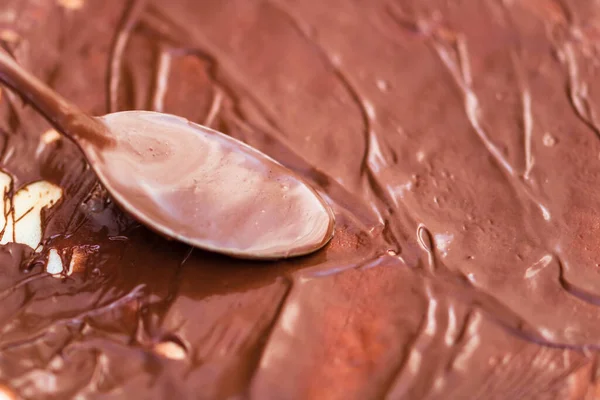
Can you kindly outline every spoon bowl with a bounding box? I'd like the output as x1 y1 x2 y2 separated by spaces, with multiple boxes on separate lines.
0 49 335 259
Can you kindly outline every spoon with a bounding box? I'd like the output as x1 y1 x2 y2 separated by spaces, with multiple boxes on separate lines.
0 49 335 259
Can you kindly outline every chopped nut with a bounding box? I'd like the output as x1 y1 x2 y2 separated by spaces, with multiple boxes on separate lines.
36 129 62 156
0 29 19 43
0 171 12 231
0 178 63 251
40 129 61 145
543 132 557 147
153 340 187 360
46 249 63 276
0 384 17 400
67 246 89 275
57 0 84 10
376 79 389 92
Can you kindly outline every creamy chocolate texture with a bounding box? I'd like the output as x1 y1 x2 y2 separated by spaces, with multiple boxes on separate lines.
1 0 600 398
0 47 334 259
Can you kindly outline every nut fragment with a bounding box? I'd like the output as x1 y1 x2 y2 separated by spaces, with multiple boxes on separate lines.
46 245 91 277
57 0 84 10
36 129 62 156
67 246 89 275
543 132 557 147
0 384 16 400
0 29 19 44
41 129 61 145
153 340 187 360
0 171 63 251
1 181 63 251
46 249 63 276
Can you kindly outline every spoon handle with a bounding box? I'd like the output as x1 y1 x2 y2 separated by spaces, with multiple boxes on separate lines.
0 48 109 146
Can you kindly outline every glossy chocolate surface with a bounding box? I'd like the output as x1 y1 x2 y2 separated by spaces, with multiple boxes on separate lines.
0 0 600 398
0 48 334 260
92 111 334 259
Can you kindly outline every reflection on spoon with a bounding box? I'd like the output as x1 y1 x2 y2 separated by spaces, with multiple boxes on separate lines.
0 49 335 259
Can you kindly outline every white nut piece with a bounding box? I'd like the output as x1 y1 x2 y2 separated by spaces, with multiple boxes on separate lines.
0 171 12 221
0 171 62 251
41 129 61 144
46 249 63 275
36 129 62 156
0 384 17 400
0 29 19 44
57 0 84 10
153 340 187 360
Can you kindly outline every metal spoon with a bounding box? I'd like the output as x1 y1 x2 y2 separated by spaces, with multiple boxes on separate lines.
0 49 335 259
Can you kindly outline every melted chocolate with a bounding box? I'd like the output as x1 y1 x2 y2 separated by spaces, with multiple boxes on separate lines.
0 0 599 398
0 47 112 148
0 49 334 259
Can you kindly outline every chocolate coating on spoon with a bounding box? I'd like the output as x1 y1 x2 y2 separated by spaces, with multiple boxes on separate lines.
0 47 334 259
90 111 334 258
